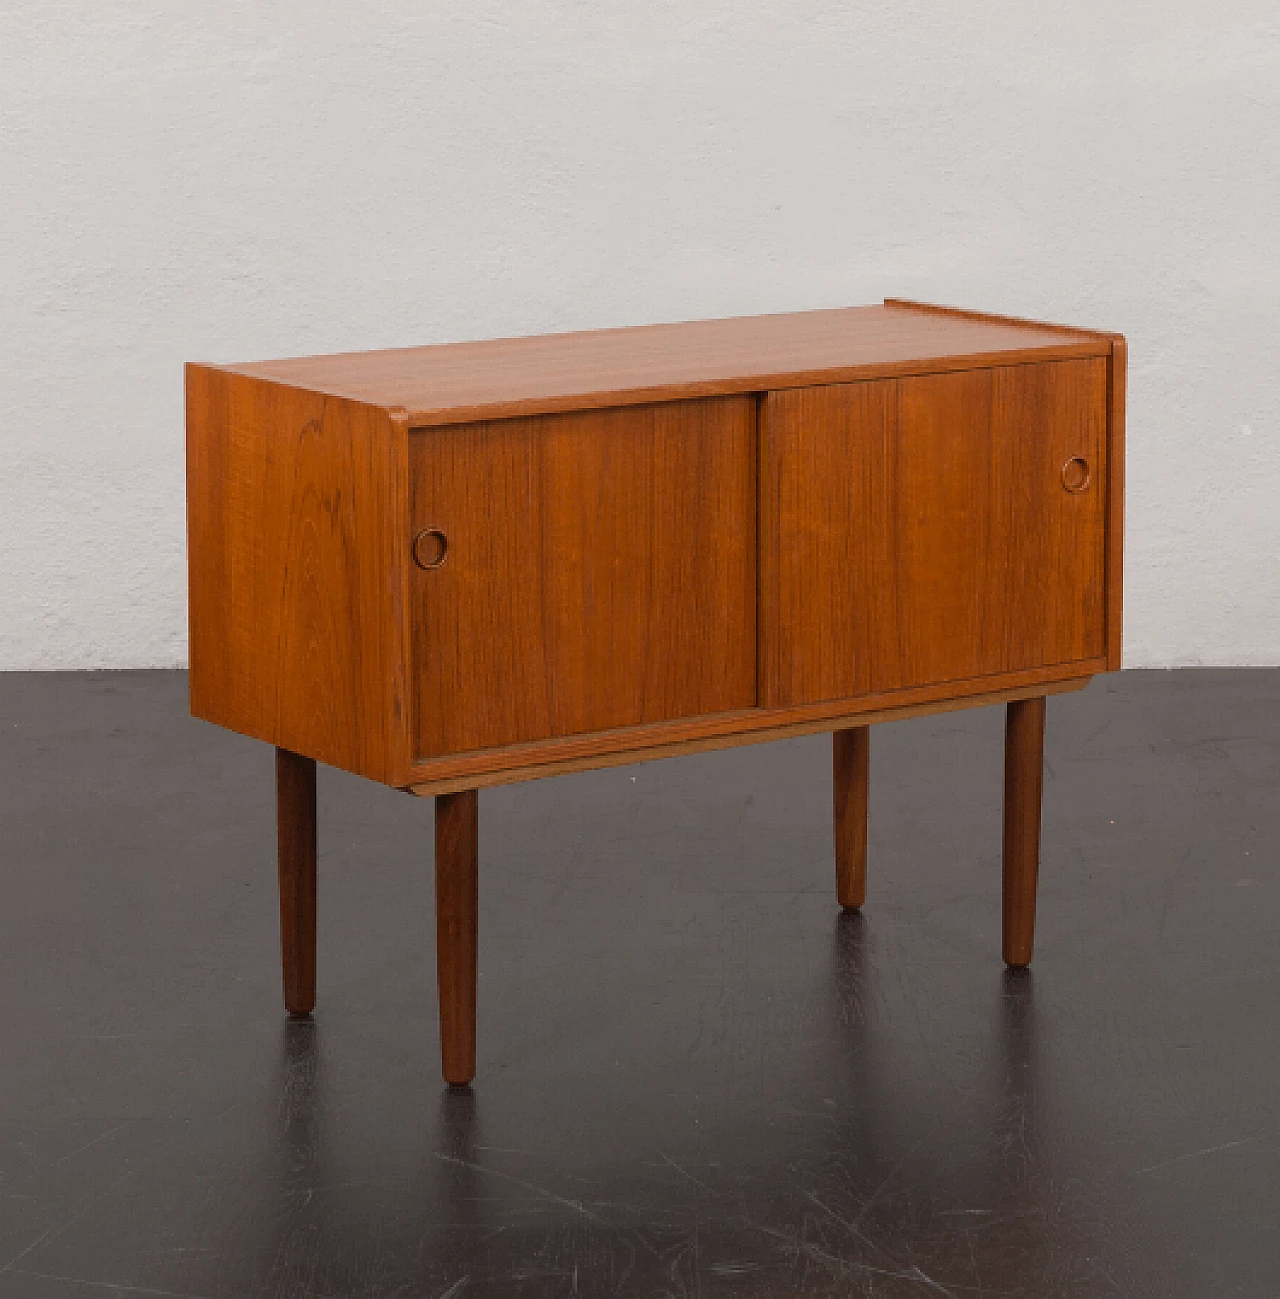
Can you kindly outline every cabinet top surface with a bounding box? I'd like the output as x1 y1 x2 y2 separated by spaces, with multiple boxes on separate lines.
210 300 1114 427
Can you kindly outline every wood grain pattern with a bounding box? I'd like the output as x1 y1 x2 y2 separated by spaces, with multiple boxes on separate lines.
410 398 757 758
761 359 1107 707
435 789 479 1087
759 378 894 705
186 366 411 784
187 302 1124 798
1002 696 1046 968
833 728 870 910
220 304 1111 428
981 359 1108 674
1106 337 1127 670
405 675 1092 797
276 747 317 1016
894 302 1127 673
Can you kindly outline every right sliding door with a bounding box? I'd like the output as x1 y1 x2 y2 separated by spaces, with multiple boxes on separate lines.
760 358 1108 708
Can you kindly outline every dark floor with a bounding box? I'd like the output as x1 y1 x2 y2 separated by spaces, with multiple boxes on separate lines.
0 670 1278 1298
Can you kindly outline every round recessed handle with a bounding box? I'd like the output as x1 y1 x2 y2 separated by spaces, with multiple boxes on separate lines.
1061 456 1092 494
412 527 449 570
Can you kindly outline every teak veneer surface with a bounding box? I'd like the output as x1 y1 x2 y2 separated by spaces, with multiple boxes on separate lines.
761 358 1107 707
223 303 1111 427
404 665 1099 791
410 397 756 757
405 676 1091 797
186 369 411 785
188 300 1123 792
1105 337 1126 671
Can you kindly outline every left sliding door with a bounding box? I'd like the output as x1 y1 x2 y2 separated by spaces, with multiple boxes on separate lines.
410 397 758 760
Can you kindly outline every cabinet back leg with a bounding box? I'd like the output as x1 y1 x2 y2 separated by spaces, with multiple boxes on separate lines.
435 789 479 1087
833 726 870 909
1002 696 1046 968
276 748 317 1016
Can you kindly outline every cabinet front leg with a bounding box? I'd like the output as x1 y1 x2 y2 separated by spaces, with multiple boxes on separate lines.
1002 697 1046 968
833 726 870 910
435 789 479 1087
276 747 317 1016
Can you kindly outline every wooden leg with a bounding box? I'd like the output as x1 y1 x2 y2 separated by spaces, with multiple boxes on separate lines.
833 726 870 910
276 747 317 1016
435 789 479 1087
1002 696 1046 968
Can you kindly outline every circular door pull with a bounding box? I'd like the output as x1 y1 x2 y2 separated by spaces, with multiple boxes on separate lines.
1061 456 1092 494
413 527 449 570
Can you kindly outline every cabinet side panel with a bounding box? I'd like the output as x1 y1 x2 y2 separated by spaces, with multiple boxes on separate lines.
410 397 757 758
1106 337 1126 670
186 366 410 783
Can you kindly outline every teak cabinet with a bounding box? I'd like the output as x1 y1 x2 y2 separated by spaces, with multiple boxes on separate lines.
187 300 1126 1086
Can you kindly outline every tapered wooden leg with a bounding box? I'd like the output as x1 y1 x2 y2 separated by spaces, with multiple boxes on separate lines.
833 726 870 910
435 789 479 1087
276 747 317 1016
1002 696 1046 968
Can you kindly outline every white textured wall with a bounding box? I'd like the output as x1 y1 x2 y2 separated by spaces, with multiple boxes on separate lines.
2 3 1277 670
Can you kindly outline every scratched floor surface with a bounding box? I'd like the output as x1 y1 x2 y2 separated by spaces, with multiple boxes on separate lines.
0 669 1277 1298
